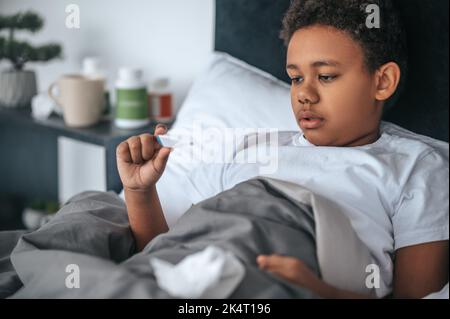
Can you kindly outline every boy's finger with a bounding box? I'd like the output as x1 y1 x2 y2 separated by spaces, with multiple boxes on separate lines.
116 141 132 163
155 123 166 129
264 267 294 283
140 134 155 161
154 124 167 136
128 136 143 164
257 255 286 270
154 127 166 135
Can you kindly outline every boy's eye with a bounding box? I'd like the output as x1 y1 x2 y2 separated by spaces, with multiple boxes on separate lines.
319 74 338 83
290 76 304 85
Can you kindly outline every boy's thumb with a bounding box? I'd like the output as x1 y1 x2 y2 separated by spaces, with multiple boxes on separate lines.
154 124 168 136
153 147 171 172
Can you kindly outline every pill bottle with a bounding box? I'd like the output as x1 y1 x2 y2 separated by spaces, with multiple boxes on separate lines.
114 68 149 129
148 78 173 123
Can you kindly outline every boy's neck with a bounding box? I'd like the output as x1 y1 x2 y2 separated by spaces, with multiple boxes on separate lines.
344 127 381 147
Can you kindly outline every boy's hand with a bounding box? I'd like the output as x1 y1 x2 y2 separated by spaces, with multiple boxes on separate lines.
257 254 319 288
257 255 372 299
116 124 171 192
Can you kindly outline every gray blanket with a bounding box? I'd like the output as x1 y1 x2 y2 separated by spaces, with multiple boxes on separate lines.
0 178 321 298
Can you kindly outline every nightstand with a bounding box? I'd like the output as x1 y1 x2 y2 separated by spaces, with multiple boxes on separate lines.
0 106 173 206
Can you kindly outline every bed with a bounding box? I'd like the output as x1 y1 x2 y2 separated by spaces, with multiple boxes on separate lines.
0 0 448 299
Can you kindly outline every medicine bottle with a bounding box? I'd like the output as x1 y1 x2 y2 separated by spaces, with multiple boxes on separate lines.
148 78 173 123
115 68 149 129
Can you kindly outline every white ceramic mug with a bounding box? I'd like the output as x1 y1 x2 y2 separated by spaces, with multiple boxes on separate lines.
48 74 104 127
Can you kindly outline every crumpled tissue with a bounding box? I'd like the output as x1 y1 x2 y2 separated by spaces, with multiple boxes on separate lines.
150 246 245 298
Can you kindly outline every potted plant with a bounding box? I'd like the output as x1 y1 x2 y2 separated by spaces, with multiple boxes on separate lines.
0 11 62 108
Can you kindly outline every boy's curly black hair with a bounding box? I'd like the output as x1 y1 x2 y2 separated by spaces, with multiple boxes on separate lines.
280 0 408 110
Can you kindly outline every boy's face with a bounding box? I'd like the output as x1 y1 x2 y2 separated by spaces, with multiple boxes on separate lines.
287 25 382 147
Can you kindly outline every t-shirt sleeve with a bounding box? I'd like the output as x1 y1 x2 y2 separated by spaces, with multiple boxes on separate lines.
392 150 449 250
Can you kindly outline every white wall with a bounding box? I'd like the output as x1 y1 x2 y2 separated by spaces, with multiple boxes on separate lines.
0 0 215 112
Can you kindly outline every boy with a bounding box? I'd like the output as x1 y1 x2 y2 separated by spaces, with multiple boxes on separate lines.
116 0 448 298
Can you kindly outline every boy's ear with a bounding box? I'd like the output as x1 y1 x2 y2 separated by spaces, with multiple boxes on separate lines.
375 62 401 102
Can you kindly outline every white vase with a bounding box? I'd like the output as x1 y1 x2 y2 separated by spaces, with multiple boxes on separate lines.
0 69 38 108
22 208 45 230
22 207 55 230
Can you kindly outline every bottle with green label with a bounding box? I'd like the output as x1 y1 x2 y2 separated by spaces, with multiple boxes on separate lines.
114 67 149 129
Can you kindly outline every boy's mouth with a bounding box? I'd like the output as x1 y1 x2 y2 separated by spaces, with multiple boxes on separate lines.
299 111 325 129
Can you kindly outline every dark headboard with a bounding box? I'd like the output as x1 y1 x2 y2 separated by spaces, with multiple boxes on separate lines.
215 0 449 142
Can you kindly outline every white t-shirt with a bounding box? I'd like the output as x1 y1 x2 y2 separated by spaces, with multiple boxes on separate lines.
182 121 449 297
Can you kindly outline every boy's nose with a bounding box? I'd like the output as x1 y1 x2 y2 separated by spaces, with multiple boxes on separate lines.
297 84 319 106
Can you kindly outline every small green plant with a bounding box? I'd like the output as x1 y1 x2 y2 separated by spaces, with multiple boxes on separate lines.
0 11 62 71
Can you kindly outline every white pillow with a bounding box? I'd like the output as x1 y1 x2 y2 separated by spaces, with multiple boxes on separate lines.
120 51 298 226
173 51 298 131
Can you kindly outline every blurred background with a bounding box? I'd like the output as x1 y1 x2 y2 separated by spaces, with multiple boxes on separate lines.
0 0 215 230
0 0 214 110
